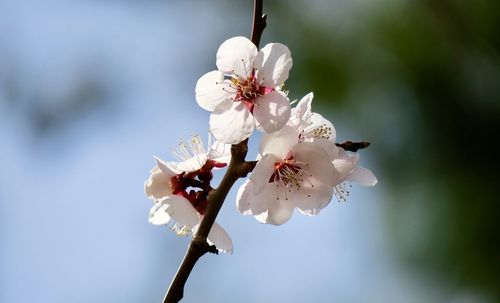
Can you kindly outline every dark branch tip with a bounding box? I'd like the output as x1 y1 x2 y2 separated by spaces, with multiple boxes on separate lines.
335 141 371 152
207 245 219 255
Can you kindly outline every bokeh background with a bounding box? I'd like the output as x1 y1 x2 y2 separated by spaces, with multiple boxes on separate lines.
1 0 498 302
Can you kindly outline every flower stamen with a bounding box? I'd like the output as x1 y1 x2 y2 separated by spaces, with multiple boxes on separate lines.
269 156 304 190
299 124 333 142
228 69 275 113
169 222 192 237
333 182 351 202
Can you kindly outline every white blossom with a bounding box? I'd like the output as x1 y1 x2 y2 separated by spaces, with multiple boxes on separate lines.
259 92 338 159
195 36 293 144
236 93 377 225
145 135 233 253
237 140 338 225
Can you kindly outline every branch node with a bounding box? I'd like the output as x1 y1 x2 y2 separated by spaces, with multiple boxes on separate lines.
190 236 208 256
237 160 257 178
207 245 219 255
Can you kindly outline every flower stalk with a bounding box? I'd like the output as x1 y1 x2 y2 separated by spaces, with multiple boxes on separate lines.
162 1 266 302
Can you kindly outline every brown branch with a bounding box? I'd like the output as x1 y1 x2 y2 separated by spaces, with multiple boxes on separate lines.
162 1 265 302
250 0 266 48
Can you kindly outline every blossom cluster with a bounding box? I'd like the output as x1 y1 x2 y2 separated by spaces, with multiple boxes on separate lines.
145 37 377 253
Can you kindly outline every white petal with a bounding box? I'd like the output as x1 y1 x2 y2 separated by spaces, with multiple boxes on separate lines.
290 179 333 216
209 102 255 144
236 180 284 215
207 135 231 164
309 113 336 142
310 139 339 161
244 177 304 224
249 154 280 194
253 91 291 133
155 156 181 175
254 195 294 225
149 196 200 228
195 71 234 112
149 201 172 225
216 36 257 77
348 166 378 187
236 179 282 217
292 142 337 185
290 92 313 124
259 125 299 157
172 154 208 173
144 166 173 200
236 179 254 215
332 150 359 183
332 159 354 183
251 182 290 217
255 42 292 87
207 222 233 254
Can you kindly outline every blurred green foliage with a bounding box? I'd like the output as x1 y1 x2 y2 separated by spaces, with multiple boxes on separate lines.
265 0 499 300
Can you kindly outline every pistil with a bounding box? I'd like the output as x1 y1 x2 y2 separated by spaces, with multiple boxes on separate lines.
229 69 274 113
269 156 304 189
169 160 226 215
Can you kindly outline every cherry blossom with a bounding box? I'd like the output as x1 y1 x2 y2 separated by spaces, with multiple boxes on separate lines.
259 92 338 159
236 93 377 225
331 148 378 199
237 140 338 225
195 36 293 144
145 135 233 253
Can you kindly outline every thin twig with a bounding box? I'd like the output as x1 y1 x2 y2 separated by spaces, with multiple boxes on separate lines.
162 1 266 302
251 0 267 47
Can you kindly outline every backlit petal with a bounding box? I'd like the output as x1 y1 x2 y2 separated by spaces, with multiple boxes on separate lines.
254 195 294 225
155 156 180 175
290 92 313 124
171 154 208 173
149 196 200 228
259 125 299 157
310 139 339 161
236 179 254 215
249 154 280 194
209 102 255 144
348 166 378 186
144 166 173 200
253 91 291 133
195 70 234 112
207 222 233 254
149 201 172 225
255 42 292 87
216 36 257 77
332 149 359 183
207 136 231 165
292 142 337 185
290 178 334 216
309 113 336 142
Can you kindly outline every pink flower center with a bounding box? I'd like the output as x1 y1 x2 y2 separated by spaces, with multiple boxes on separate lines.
169 160 226 214
231 69 274 113
269 155 304 189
